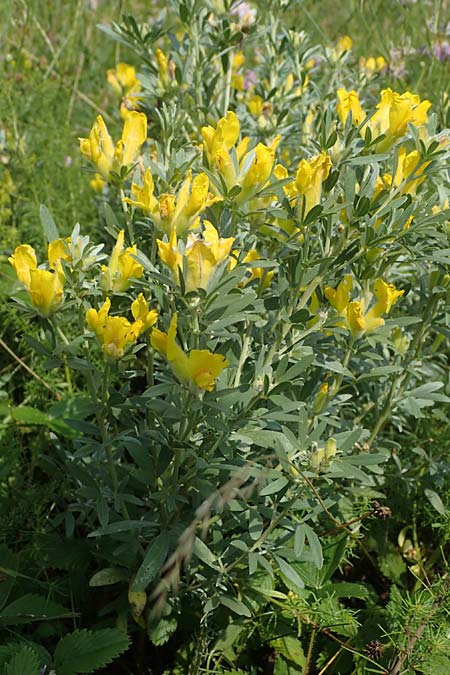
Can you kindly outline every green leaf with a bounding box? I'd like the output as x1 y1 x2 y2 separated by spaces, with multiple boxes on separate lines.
274 556 305 591
0 594 72 625
54 629 129 675
424 489 446 515
147 616 178 646
304 525 323 570
420 653 450 675
192 537 220 570
131 532 170 592
321 582 369 599
5 647 40 675
219 595 251 617
272 636 305 667
89 568 125 587
10 406 76 438
259 476 289 496
40 203 59 242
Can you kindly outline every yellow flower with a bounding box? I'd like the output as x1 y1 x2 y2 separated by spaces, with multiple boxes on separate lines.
9 243 64 315
100 230 144 293
86 297 141 360
9 244 37 287
242 249 274 288
151 314 228 391
158 220 234 292
359 55 387 75
28 269 64 316
155 49 175 86
79 111 147 180
124 169 216 236
346 300 385 335
107 63 141 96
368 89 431 144
393 147 430 195
238 142 276 202
247 94 264 116
89 174 106 192
202 111 240 190
131 293 158 334
295 152 332 216
336 35 353 54
325 275 353 315
336 89 366 126
47 238 71 270
369 279 404 316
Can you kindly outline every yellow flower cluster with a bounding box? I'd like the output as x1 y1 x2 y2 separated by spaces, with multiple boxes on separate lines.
107 62 142 120
123 169 218 236
79 112 147 181
100 230 144 293
201 111 279 203
337 88 431 146
325 276 404 336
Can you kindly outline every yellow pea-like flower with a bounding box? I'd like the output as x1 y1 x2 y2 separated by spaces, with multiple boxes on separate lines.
369 279 405 316
393 147 430 195
79 111 147 181
9 244 37 287
336 88 366 126
124 169 216 236
107 63 141 96
86 297 143 360
368 88 431 144
131 293 159 334
157 220 234 292
9 243 64 316
359 55 387 76
151 313 228 391
100 230 144 293
295 152 332 216
325 275 353 315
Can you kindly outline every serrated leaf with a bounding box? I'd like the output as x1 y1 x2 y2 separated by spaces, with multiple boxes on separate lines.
54 629 129 675
131 533 169 592
147 616 178 646
420 653 450 675
5 647 40 675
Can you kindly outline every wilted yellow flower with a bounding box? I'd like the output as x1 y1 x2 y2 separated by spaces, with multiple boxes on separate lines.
79 112 147 181
100 229 144 292
393 147 430 195
295 152 332 216
336 88 366 126
360 55 387 75
157 220 234 292
151 313 228 391
124 168 216 236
